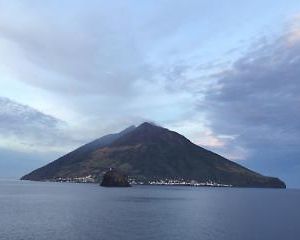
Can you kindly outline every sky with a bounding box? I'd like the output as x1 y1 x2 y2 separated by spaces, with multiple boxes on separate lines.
0 0 300 187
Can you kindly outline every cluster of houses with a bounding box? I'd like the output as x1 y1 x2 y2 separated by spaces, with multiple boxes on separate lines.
129 178 232 187
55 175 96 183
54 175 232 187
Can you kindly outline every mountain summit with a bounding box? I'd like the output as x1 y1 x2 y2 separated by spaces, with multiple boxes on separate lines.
21 122 286 188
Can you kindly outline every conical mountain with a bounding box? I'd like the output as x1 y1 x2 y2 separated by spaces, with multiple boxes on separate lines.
21 122 285 188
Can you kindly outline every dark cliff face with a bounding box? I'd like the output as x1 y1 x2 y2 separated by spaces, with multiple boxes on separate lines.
100 169 131 187
21 122 286 188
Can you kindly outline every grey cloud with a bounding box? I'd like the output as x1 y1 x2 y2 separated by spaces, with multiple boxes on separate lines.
0 1 213 125
0 97 76 151
199 34 300 186
0 1 209 98
205 37 300 141
0 0 260 98
0 2 151 97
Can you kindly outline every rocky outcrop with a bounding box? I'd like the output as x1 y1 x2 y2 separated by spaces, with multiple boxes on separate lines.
100 169 131 187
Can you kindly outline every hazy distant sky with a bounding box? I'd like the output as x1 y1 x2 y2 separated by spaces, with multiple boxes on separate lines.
0 0 300 187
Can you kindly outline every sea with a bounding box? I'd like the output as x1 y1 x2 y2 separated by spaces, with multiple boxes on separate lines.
0 180 299 240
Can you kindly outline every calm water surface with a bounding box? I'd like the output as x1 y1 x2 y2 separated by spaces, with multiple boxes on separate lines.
0 180 299 240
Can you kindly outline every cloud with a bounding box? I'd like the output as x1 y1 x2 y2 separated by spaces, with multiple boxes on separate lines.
286 14 300 46
0 97 76 152
0 1 205 130
0 2 172 102
198 20 300 185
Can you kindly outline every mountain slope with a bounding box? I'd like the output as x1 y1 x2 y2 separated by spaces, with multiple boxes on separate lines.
21 122 286 188
21 125 135 181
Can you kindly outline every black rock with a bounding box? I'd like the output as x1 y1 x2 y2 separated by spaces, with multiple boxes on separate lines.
100 169 131 187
